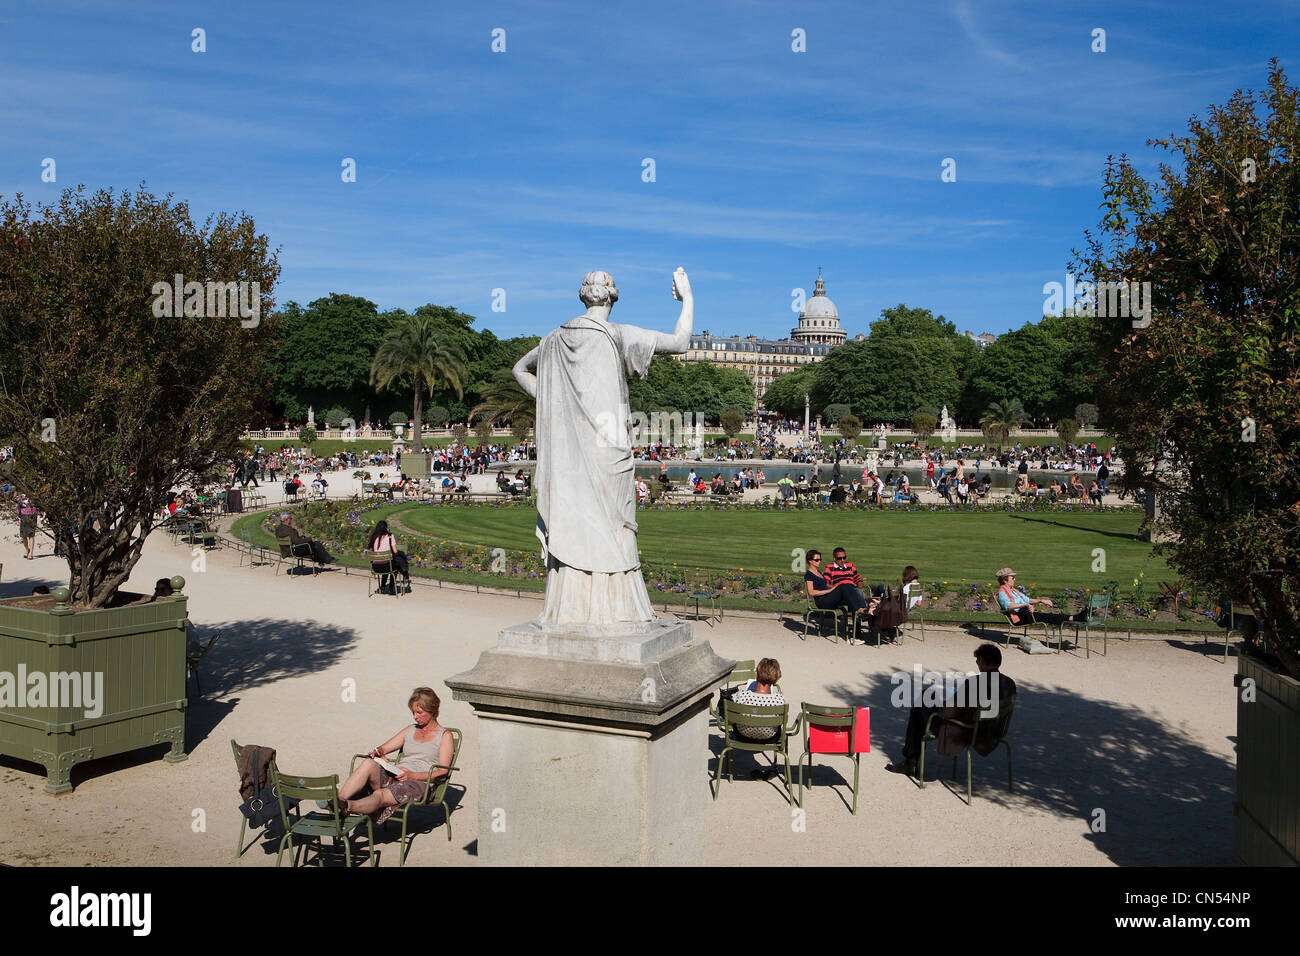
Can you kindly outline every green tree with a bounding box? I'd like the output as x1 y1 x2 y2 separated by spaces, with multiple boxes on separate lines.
471 367 536 435
269 294 387 420
1056 418 1080 446
1075 403 1099 427
0 185 280 606
474 420 494 444
837 413 863 442
627 357 753 422
719 409 745 438
298 426 317 446
911 412 937 440
812 338 960 423
370 314 468 456
872 304 982 404
979 398 1026 450
757 364 817 419
1075 60 1300 673
822 403 850 425
321 406 351 428
425 404 449 427
869 304 958 339
966 325 1061 420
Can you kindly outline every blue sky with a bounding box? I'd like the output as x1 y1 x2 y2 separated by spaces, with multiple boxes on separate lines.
1 0 1292 339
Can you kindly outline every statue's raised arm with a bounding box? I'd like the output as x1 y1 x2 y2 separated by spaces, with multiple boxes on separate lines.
650 268 693 354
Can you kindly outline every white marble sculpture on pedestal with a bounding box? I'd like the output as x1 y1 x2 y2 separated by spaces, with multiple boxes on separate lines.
512 269 693 629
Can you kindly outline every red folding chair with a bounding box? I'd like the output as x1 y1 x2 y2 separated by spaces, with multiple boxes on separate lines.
796 704 870 813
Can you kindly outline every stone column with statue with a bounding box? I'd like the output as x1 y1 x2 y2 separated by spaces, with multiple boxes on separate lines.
447 268 730 865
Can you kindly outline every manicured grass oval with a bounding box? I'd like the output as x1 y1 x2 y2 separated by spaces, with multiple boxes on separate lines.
397 504 1166 591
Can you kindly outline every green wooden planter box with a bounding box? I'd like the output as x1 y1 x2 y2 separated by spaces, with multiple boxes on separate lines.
1235 652 1300 865
0 577 189 794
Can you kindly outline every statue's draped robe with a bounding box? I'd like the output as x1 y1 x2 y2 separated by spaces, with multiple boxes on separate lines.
533 317 657 625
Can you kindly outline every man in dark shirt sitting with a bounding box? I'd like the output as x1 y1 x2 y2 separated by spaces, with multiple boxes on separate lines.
885 643 1016 777
273 513 335 566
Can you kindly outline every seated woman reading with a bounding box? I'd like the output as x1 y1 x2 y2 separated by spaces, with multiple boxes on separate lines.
335 687 453 821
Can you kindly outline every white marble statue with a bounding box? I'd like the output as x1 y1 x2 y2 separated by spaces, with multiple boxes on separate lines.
513 269 693 628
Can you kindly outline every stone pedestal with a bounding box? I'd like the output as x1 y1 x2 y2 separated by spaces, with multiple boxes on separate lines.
400 452 431 479
446 617 731 865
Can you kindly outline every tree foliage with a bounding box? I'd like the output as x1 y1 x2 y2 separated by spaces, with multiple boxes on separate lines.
719 409 745 438
0 185 280 606
370 314 468 454
758 364 817 419
1055 418 1080 446
837 413 862 442
1075 60 1300 673
271 294 387 421
822 403 850 425
626 357 754 423
912 412 937 439
812 338 962 423
979 398 1026 450
321 406 351 428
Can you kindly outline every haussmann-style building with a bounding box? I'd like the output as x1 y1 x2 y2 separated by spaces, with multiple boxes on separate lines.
675 273 847 409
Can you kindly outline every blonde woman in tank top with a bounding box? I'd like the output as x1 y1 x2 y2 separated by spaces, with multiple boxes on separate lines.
336 687 453 823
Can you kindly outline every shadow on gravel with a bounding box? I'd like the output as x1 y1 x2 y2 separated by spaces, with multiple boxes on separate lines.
820 670 1235 866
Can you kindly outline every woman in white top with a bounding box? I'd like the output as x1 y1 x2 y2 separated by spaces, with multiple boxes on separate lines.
901 565 923 609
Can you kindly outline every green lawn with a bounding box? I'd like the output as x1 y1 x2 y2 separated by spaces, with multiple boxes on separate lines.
399 505 1165 591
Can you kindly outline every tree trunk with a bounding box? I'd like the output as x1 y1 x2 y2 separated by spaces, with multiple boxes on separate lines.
412 373 424 455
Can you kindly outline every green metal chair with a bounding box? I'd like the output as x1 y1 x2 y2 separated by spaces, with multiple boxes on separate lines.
1207 602 1254 663
708 661 783 731
231 739 260 858
270 763 376 867
1068 593 1110 658
797 703 869 814
186 631 220 698
803 598 848 643
712 699 801 804
349 727 461 865
725 660 756 688
906 607 926 642
918 694 1015 805
368 556 404 597
277 540 320 575
1001 608 1062 653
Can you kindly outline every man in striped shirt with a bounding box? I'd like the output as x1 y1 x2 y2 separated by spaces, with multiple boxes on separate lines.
826 548 884 635
824 548 863 591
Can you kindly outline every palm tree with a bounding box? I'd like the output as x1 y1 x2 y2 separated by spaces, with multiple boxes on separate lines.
370 314 468 455
979 398 1026 451
470 367 536 437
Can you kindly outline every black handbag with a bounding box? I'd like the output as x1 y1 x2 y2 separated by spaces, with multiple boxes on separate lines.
239 747 296 830
873 586 909 631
